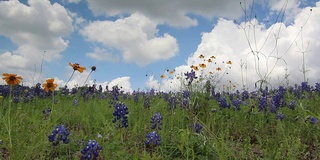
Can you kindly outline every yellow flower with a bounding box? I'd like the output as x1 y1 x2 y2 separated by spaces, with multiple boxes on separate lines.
169 70 175 74
216 67 221 71
69 62 86 73
193 66 199 71
210 56 216 59
209 71 214 74
199 54 205 58
226 61 232 64
199 63 206 68
160 74 165 79
42 78 58 93
2 73 23 85
207 59 212 63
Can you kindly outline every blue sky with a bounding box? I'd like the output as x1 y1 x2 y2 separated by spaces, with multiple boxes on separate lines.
0 0 320 92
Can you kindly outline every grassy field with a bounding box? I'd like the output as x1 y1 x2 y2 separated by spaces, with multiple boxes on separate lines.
0 82 319 160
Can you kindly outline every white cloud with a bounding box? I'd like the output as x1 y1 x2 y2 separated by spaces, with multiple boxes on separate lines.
147 2 320 92
87 0 249 27
0 0 73 86
81 13 179 66
66 0 81 4
107 77 133 93
86 47 121 62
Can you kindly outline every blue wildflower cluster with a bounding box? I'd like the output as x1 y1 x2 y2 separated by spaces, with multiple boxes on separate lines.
184 69 198 85
276 113 285 120
232 99 242 111
48 125 70 146
151 113 163 130
218 97 230 110
81 140 103 160
145 131 161 146
112 102 129 128
191 122 203 133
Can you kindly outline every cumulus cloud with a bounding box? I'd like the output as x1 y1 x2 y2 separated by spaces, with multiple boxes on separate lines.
81 13 179 66
0 0 73 85
87 0 249 27
107 77 133 93
146 2 320 92
86 47 121 62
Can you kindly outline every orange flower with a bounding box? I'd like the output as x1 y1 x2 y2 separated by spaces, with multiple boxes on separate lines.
69 62 86 73
199 54 205 58
2 73 23 85
216 67 221 71
199 63 206 68
42 78 58 93
207 59 212 63
210 56 216 59
226 61 232 64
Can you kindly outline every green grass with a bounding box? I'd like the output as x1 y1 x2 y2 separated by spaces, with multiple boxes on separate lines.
0 85 320 159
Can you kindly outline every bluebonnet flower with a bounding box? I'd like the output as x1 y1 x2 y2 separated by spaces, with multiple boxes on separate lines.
301 82 310 92
48 125 70 146
288 100 296 110
144 96 150 108
181 98 189 109
74 98 79 106
310 117 318 124
145 131 161 146
315 82 320 93
81 140 103 160
111 85 120 101
13 96 19 103
112 102 129 128
258 96 268 112
151 113 163 130
218 97 230 110
133 91 139 104
168 96 177 109
241 90 249 101
276 113 284 120
182 90 190 99
232 99 241 111
191 123 203 133
184 69 198 85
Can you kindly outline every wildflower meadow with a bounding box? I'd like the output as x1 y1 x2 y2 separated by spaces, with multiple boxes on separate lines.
1 2 320 160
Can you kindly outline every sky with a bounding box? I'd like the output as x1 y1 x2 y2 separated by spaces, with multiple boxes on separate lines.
0 0 319 93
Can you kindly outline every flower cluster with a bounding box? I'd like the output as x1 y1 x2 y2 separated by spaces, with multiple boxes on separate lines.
81 139 103 160
145 131 161 146
191 122 203 133
151 113 163 130
48 125 70 146
184 69 198 85
112 102 129 128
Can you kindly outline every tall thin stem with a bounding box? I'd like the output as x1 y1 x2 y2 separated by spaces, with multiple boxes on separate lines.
65 70 75 87
7 86 13 148
83 71 93 86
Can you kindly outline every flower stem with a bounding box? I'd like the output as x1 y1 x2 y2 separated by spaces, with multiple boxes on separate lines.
7 86 13 148
65 70 75 87
83 71 93 86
